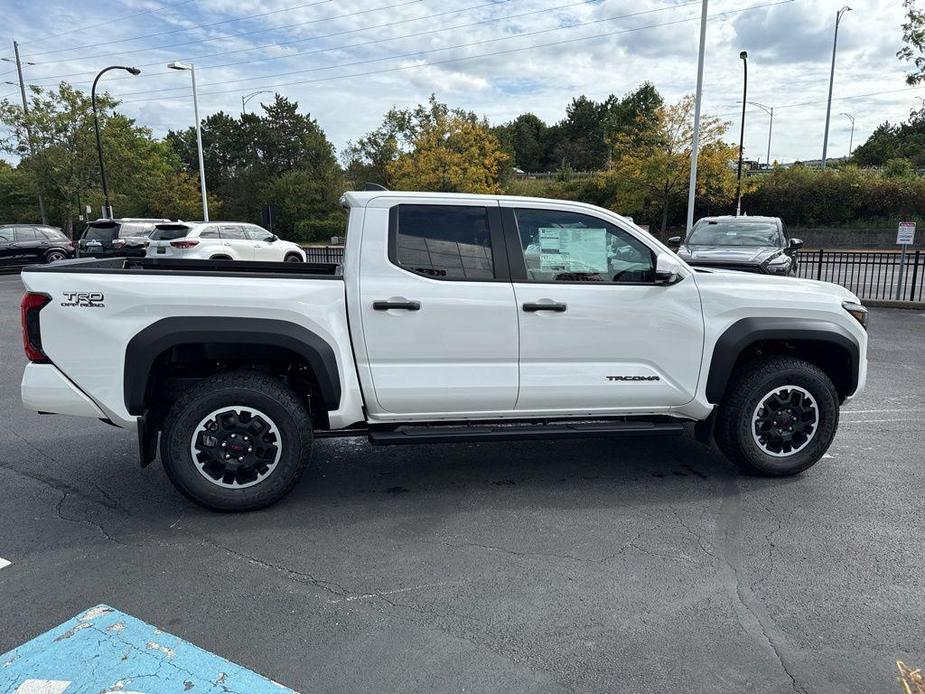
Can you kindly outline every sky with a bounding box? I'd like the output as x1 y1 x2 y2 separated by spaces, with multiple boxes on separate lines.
0 0 917 166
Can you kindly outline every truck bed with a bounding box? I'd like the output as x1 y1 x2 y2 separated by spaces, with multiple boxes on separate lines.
22 256 342 278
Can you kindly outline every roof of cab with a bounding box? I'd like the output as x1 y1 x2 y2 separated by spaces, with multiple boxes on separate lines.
340 190 638 226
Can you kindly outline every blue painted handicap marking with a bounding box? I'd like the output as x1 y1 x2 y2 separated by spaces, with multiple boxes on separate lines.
0 605 296 694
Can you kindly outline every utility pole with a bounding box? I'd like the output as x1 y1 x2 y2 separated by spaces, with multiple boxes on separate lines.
686 0 709 235
735 51 748 217
11 41 47 224
840 112 855 156
748 101 774 167
822 6 852 168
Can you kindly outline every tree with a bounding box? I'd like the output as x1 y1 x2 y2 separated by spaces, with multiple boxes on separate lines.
345 96 508 192
852 107 925 167
552 95 612 170
493 113 549 172
898 0 925 85
605 95 736 231
387 111 509 193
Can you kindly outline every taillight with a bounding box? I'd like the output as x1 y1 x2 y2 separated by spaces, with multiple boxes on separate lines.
21 292 51 363
169 239 199 249
112 239 127 248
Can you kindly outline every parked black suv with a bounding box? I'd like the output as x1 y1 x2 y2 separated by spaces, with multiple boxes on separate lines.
0 224 74 266
77 218 171 258
668 216 802 276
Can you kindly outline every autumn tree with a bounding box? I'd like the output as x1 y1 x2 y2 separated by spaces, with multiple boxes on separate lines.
606 94 736 231
344 96 508 193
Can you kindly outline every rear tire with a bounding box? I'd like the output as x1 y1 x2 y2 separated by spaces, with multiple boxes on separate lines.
714 357 839 476
160 370 313 511
45 250 66 263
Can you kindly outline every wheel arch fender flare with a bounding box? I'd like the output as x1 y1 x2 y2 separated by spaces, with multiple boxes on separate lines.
705 317 860 403
124 316 341 416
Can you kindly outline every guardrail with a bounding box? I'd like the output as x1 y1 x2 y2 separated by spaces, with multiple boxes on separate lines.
795 249 923 302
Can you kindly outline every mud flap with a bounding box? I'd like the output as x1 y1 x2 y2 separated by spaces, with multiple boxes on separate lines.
694 410 716 446
137 412 159 467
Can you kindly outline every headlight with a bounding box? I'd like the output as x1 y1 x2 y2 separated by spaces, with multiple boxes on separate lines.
842 301 868 330
764 254 790 273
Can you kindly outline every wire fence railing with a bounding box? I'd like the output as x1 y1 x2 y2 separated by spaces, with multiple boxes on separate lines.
303 246 345 264
795 249 924 302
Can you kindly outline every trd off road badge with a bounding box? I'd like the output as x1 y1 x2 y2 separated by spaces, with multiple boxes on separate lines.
606 375 660 382
61 291 105 308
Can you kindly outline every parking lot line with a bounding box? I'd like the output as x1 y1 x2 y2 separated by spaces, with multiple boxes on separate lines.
0 557 10 570
0 605 295 694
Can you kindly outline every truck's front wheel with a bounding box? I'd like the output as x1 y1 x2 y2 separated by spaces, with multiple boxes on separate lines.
160 371 313 511
714 357 839 476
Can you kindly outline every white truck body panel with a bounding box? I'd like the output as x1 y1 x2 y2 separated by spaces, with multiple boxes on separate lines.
20 190 867 434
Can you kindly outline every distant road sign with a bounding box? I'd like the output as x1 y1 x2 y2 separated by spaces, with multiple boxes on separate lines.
897 222 915 245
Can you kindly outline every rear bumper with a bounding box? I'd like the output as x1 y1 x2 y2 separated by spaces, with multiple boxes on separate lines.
21 363 106 418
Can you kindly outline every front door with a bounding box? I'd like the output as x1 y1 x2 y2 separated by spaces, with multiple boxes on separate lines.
356 200 519 416
502 203 704 414
245 225 278 261
0 228 15 265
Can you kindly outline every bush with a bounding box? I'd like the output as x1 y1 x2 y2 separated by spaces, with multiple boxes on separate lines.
291 216 346 244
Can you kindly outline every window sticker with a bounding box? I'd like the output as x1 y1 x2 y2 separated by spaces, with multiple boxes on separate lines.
537 227 609 272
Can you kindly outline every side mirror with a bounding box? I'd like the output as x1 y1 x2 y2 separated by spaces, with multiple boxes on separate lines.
268 234 278 242
789 238 803 250
654 253 684 286
667 235 682 249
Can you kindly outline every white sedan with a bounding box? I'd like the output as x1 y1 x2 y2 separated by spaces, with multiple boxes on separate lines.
146 222 306 262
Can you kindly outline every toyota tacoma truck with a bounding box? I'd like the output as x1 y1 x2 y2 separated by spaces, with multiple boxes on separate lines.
19 191 868 511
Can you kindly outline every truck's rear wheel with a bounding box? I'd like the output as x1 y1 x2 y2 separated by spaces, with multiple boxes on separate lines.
714 357 839 476
160 371 313 511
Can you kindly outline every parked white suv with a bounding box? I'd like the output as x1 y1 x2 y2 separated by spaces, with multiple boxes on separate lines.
146 222 306 262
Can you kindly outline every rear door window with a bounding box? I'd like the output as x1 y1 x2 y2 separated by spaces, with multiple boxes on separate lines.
0 229 14 243
14 228 38 242
199 227 222 239
390 204 495 280
219 225 247 239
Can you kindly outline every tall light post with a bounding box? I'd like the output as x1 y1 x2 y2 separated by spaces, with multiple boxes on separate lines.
242 90 271 115
686 0 710 234
822 6 852 168
747 101 774 167
735 50 748 217
840 112 855 156
92 65 141 220
168 61 209 221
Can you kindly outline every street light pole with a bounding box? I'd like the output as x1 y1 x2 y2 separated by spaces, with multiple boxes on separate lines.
735 51 748 217
168 62 209 221
91 65 141 220
241 90 271 115
822 6 852 168
686 0 709 235
840 112 855 155
747 101 773 167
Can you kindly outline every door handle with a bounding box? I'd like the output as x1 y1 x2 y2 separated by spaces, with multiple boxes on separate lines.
373 300 421 311
522 302 567 312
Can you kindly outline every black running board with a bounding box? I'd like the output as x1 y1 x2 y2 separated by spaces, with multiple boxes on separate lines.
368 420 685 446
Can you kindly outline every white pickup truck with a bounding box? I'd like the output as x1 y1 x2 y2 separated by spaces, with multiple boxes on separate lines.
20 191 868 510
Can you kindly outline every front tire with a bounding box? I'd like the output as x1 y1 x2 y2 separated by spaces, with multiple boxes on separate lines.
160 371 313 511
284 253 303 263
714 357 839 476
46 250 67 263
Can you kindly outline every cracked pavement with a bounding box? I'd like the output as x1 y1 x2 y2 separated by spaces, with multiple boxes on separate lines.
0 275 923 693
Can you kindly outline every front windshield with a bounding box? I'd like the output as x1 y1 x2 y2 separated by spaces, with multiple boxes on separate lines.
687 221 781 247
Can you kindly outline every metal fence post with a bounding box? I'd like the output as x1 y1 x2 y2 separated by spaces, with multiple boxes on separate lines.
816 249 824 281
909 250 921 302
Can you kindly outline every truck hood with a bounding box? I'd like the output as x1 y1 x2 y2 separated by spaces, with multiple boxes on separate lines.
679 245 780 265
692 264 859 303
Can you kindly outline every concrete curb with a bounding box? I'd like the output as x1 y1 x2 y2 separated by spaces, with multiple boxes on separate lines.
863 299 925 310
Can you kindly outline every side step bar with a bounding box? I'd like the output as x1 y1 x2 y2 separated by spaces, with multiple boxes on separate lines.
368 420 685 446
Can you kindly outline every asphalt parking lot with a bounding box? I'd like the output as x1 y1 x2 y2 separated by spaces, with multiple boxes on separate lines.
0 273 923 694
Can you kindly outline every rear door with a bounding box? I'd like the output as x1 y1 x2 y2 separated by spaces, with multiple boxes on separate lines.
356 200 519 416
502 202 704 413
219 225 254 260
14 227 44 263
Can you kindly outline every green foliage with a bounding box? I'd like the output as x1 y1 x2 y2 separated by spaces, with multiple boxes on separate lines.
899 0 925 85
742 166 925 226
293 216 347 244
852 108 925 167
